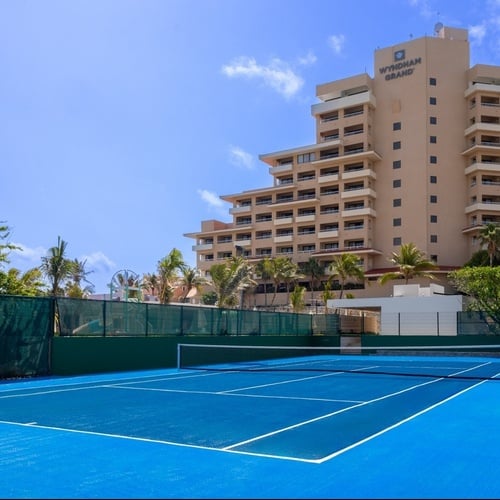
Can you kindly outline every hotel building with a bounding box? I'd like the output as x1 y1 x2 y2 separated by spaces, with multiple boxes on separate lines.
185 25 500 304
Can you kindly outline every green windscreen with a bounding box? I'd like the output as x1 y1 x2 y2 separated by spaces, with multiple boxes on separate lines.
0 295 53 377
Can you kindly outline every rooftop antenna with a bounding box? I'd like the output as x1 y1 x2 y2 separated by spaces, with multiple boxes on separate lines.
435 10 443 36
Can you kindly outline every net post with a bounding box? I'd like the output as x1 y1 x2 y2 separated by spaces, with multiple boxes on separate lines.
176 343 182 370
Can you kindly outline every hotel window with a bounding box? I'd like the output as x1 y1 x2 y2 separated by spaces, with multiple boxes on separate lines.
430 175 437 183
393 160 401 169
393 237 402 246
430 116 437 125
430 255 438 262
393 218 401 226
393 198 402 207
430 234 438 243
393 179 401 188
393 141 401 150
430 215 437 223
429 77 437 86
297 152 316 164
430 156 437 164
430 136 437 144
430 195 437 203
393 122 401 131
430 97 437 105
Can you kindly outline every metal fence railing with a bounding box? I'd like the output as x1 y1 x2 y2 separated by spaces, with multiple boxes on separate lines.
55 298 339 337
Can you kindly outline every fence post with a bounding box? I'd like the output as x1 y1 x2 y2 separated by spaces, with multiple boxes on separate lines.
180 305 184 336
102 300 107 337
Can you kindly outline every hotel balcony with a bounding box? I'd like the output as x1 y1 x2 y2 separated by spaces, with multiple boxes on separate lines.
341 207 377 218
268 163 293 175
341 188 377 200
464 123 500 136
192 243 213 251
465 201 500 214
342 168 377 181
274 235 293 243
318 172 340 183
317 229 339 239
274 217 293 225
295 214 316 223
465 161 500 175
311 90 377 117
229 205 251 215
234 239 252 247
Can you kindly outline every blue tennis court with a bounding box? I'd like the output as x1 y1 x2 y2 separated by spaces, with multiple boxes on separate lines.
2 348 500 498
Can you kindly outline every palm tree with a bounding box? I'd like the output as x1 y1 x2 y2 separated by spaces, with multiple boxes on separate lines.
157 248 185 304
268 257 298 306
328 253 365 299
0 221 20 267
302 257 324 305
378 242 437 285
281 260 304 307
65 258 95 298
254 257 273 308
478 223 500 267
40 236 73 296
142 273 160 299
321 281 335 313
178 266 208 303
209 256 255 308
289 285 306 313
0 267 45 296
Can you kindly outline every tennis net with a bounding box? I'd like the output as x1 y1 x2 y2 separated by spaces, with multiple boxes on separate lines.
176 343 500 381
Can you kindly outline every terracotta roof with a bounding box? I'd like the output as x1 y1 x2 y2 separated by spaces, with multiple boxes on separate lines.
364 265 460 276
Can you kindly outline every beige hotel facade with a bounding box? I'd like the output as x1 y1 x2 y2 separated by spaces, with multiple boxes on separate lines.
185 25 500 305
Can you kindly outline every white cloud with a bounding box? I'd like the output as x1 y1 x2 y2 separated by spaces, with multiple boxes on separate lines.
197 189 225 209
297 51 317 66
229 146 254 169
10 243 46 264
408 0 433 18
81 251 115 272
221 56 304 99
328 34 346 55
469 23 487 45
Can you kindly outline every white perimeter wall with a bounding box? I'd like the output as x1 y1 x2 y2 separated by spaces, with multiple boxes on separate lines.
328 295 463 335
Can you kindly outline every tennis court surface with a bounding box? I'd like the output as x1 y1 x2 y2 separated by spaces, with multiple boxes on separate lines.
2 344 500 499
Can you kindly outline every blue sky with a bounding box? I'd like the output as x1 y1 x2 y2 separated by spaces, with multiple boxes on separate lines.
2 0 500 294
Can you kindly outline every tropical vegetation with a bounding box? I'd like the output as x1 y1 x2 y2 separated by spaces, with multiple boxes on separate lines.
328 253 365 299
3 217 500 329
208 256 255 308
477 223 500 267
378 242 437 285
448 266 500 332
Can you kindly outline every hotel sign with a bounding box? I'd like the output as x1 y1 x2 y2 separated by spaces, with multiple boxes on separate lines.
379 50 422 80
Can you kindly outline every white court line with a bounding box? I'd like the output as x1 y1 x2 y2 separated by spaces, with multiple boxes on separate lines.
317 377 492 463
0 370 227 399
2 372 497 465
0 419 319 464
223 376 444 451
0 370 190 394
104 384 363 404
217 366 379 394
